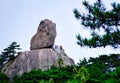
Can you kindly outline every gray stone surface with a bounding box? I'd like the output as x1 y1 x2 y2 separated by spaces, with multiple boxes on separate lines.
30 19 56 50
2 47 74 78
1 19 75 79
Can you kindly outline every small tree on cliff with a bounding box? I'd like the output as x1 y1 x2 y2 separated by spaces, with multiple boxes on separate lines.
73 0 120 48
73 66 89 83
57 57 64 68
0 42 21 70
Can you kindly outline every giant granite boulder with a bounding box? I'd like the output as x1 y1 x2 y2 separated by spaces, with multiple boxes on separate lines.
1 19 75 79
30 19 56 50
2 46 74 78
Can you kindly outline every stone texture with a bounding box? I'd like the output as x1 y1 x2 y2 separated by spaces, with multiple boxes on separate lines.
1 19 75 79
2 46 74 78
30 19 56 50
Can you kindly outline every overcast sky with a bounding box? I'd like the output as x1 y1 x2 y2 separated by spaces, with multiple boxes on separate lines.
0 0 120 63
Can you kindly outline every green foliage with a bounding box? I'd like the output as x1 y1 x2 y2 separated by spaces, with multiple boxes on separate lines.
57 57 64 68
74 0 120 48
0 72 10 83
86 79 102 83
65 80 78 83
0 42 21 70
39 78 54 83
116 67 120 76
39 80 45 83
77 54 120 83
73 66 89 83
105 79 115 83
1 53 119 83
13 66 74 83
77 58 88 67
48 78 54 83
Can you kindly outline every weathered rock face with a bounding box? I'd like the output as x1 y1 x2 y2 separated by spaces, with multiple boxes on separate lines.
1 19 75 79
30 19 56 50
2 46 74 78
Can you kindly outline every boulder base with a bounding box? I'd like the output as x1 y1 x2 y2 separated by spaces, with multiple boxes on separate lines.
2 47 74 78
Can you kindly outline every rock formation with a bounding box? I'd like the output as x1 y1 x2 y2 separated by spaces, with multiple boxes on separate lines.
1 19 75 79
2 46 74 78
30 19 56 50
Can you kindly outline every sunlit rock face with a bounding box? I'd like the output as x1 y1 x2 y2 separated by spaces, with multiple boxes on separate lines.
2 47 74 78
30 19 56 50
1 19 75 79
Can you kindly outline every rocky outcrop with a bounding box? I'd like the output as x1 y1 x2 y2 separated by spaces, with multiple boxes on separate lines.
30 19 56 50
2 46 74 78
1 19 75 79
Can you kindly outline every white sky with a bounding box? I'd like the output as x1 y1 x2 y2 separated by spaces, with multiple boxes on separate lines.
0 0 120 64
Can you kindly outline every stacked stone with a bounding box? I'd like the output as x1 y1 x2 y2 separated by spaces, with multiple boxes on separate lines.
30 19 56 50
2 19 75 79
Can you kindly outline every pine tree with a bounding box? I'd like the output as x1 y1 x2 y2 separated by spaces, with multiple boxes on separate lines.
0 42 21 70
73 0 120 48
